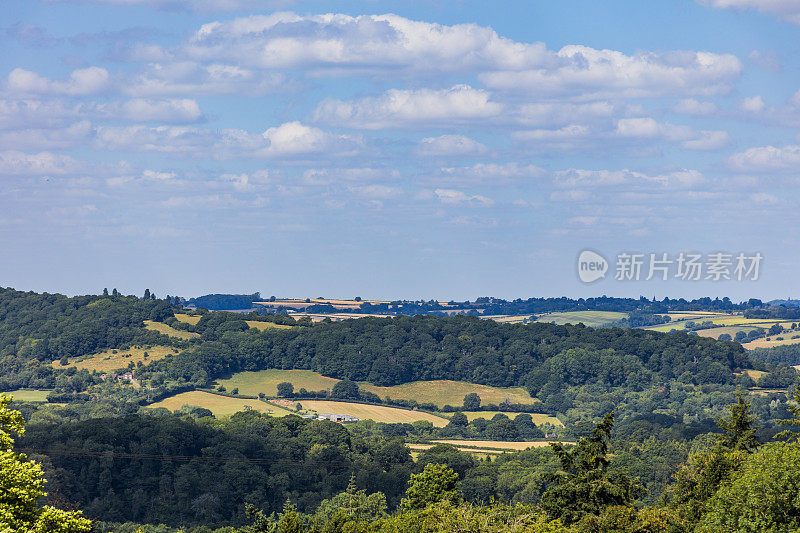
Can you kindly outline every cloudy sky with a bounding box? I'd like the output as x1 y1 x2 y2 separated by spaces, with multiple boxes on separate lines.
2 0 800 301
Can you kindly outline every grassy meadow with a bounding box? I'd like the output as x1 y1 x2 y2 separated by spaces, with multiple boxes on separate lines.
149 391 294 417
144 320 200 340
52 345 177 372
361 380 536 408
535 311 627 327
460 411 563 426
218 370 340 396
245 321 294 331
173 313 201 325
297 400 449 426
6 390 51 402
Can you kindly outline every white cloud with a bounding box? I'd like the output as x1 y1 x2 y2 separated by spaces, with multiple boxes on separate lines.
302 167 399 185
416 135 488 157
480 46 741 99
614 117 730 150
314 85 502 129
185 13 548 72
94 121 360 159
553 168 706 189
174 12 740 102
126 62 291 97
741 95 767 113
696 0 800 25
434 188 494 206
728 144 800 172
260 121 361 157
349 184 403 199
0 120 92 150
672 99 718 116
751 192 779 204
5 67 110 96
0 150 84 176
41 0 297 12
436 162 545 186
114 99 204 122
142 170 177 180
550 190 591 202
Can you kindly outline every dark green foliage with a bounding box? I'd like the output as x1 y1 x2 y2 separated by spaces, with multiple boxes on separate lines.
400 463 458 511
188 293 261 311
541 412 643 524
18 412 415 527
276 382 294 397
463 393 481 410
331 380 360 400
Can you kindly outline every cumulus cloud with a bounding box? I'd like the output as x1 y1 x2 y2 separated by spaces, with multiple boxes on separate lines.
728 144 800 172
416 135 488 157
435 162 546 186
434 188 494 206
93 121 361 159
696 0 800 25
741 95 767 113
0 120 93 150
672 99 718 116
41 0 298 12
5 67 111 96
480 46 741 99
553 168 706 189
614 117 730 150
0 150 84 176
125 62 292 97
185 13 548 72
314 85 502 129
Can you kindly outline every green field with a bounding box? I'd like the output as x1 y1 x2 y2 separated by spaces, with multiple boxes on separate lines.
535 311 627 327
361 380 536 408
218 370 340 396
460 411 563 426
5 390 51 402
149 391 294 417
144 320 200 340
174 313 201 325
52 345 178 372
298 400 449 426
245 321 294 331
219 370 537 409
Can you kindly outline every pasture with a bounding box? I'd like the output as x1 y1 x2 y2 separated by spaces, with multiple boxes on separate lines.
297 400 449 426
361 380 536 408
218 370 340 396
149 391 293 417
5 390 51 402
460 411 563 426
245 321 294 331
144 320 200 340
52 345 177 372
431 439 560 451
535 311 627 328
174 313 201 325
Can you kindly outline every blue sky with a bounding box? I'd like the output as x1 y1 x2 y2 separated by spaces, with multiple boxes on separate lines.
2 0 800 301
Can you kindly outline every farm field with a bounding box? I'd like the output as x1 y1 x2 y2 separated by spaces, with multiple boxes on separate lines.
245 321 294 331
218 370 340 396
297 400 449 426
431 439 559 451
174 313 201 325
742 335 800 349
144 320 200 340
535 311 627 327
360 380 536 408
460 411 563 426
481 315 535 324
149 391 294 417
52 345 177 372
6 389 51 402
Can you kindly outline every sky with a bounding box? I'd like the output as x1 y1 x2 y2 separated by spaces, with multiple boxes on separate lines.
2 0 800 301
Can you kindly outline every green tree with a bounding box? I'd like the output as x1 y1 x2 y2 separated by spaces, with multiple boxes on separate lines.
0 394 92 533
716 390 759 452
401 463 459 511
541 412 643 524
463 393 481 411
331 380 360 400
700 442 800 532
276 382 294 398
